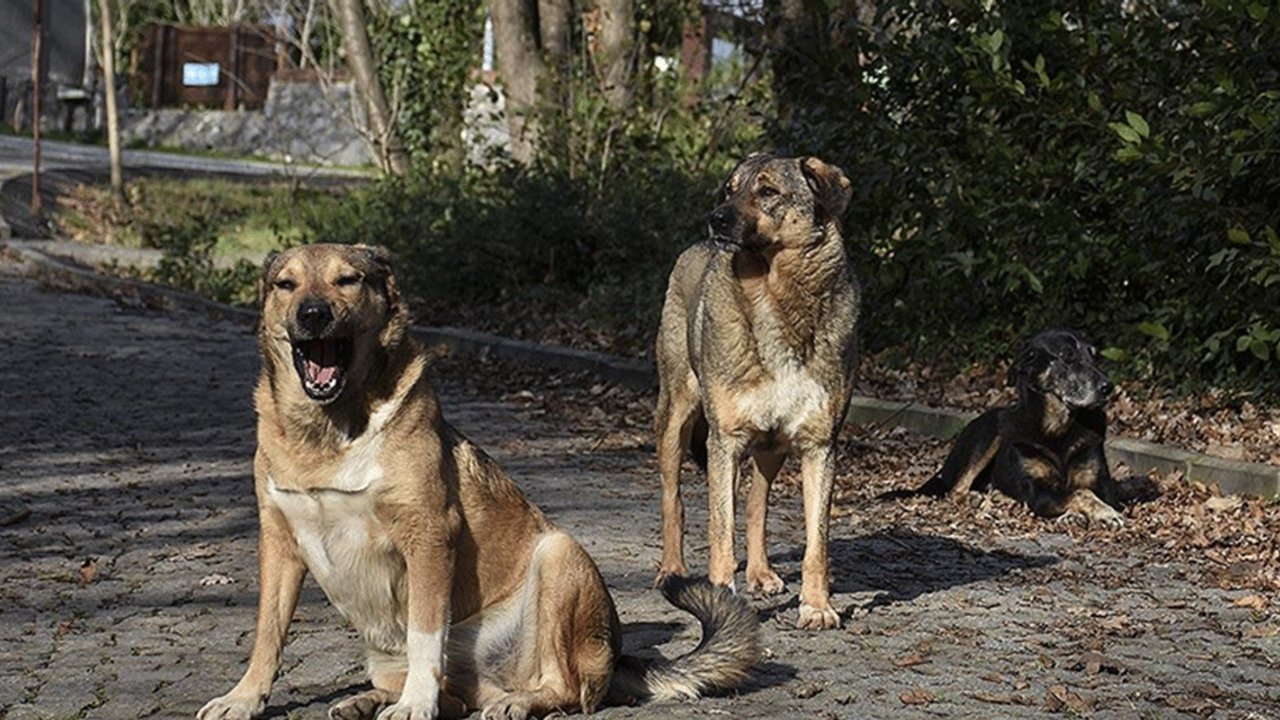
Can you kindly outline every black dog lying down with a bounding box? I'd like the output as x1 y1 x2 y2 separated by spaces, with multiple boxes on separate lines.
885 329 1127 527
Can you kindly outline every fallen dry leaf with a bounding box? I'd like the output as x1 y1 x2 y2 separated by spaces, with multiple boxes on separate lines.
79 557 99 585
966 691 1036 706
1045 685 1092 715
199 573 236 587
1233 594 1268 609
1068 652 1126 675
1205 495 1244 512
789 682 824 699
899 689 934 706
894 653 927 667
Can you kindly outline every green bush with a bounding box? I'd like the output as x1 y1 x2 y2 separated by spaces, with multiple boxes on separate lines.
307 0 1280 397
142 214 259 306
302 66 765 349
771 0 1280 393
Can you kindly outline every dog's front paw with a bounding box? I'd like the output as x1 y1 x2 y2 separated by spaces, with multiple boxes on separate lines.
797 602 841 630
1089 506 1125 529
376 701 437 720
330 689 395 720
197 692 265 720
745 568 786 596
480 693 533 720
1057 500 1125 530
1056 510 1091 529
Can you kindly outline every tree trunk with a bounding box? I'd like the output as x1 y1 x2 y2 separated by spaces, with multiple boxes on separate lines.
95 0 125 208
539 0 572 90
335 0 409 175
765 0 827 127
594 0 635 110
490 0 544 163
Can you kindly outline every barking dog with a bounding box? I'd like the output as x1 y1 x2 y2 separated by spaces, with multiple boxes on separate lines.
654 155 860 630
198 244 759 720
891 329 1125 527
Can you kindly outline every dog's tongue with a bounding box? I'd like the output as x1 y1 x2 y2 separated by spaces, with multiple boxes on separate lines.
304 340 339 384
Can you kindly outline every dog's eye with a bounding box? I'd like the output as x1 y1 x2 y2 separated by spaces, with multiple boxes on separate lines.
758 185 781 199
335 274 363 287
274 279 297 292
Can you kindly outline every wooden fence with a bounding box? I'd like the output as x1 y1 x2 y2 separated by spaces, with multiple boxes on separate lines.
134 24 277 110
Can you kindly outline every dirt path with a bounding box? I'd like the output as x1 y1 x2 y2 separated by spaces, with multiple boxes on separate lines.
1 263 1277 720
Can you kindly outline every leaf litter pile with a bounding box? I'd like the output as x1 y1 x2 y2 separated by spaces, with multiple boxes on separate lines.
432 351 1280 599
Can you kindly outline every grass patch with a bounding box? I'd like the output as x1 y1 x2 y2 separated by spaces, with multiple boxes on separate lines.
54 176 346 257
53 175 356 305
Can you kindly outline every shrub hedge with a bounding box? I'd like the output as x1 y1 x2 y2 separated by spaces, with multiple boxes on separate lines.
306 0 1280 397
774 0 1280 394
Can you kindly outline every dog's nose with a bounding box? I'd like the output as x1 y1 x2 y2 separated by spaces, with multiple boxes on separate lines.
297 300 334 336
709 206 735 237
1099 378 1115 398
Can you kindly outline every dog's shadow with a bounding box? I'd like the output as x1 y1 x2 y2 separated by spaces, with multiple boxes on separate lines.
757 527 1058 622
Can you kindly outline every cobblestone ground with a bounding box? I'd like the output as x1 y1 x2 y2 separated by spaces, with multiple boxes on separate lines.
1 263 1278 720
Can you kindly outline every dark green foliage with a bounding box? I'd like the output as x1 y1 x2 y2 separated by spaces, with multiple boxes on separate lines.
770 0 1280 393
143 215 259 306
368 0 483 163
303 58 764 349
304 0 1279 397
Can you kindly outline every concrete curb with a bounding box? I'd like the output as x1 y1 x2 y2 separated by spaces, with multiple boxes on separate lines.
5 240 1277 500
846 398 1280 498
2 242 258 325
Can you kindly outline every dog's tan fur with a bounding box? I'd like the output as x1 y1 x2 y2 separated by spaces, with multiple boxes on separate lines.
198 244 758 720
654 155 860 630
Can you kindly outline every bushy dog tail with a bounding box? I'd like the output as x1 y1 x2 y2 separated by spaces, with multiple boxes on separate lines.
609 576 760 702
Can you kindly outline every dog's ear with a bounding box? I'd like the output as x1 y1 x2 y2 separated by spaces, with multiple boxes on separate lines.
355 244 404 313
801 157 853 222
257 250 283 307
1009 343 1045 391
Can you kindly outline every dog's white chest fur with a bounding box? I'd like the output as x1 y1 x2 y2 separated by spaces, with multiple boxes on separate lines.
268 479 408 654
736 298 832 440
266 405 409 656
739 359 830 439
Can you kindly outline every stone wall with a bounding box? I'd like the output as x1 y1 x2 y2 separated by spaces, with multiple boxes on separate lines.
122 76 374 168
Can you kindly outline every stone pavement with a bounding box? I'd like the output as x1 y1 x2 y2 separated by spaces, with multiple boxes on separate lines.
1 263 1279 720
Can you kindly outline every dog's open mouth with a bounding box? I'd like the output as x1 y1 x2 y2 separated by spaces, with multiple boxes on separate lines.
291 338 353 402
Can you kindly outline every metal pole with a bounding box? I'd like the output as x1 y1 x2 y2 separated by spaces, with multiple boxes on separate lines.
31 0 42 212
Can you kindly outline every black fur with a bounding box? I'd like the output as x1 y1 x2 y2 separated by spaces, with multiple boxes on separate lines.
883 330 1129 524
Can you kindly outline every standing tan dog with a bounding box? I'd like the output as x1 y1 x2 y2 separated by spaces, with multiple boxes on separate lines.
654 155 860 630
198 244 758 720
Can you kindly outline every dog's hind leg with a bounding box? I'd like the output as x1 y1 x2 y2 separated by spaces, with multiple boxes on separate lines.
656 380 701 584
912 409 1002 498
331 654 468 720
744 450 786 596
477 532 618 720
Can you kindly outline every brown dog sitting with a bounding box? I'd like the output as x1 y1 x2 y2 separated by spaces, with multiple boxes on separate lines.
887 329 1125 527
198 244 759 720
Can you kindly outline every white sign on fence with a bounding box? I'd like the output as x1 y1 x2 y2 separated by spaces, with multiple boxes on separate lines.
182 63 220 87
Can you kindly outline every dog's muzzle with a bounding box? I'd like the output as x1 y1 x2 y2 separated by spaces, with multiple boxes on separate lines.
708 204 770 251
708 205 744 249
289 300 353 403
